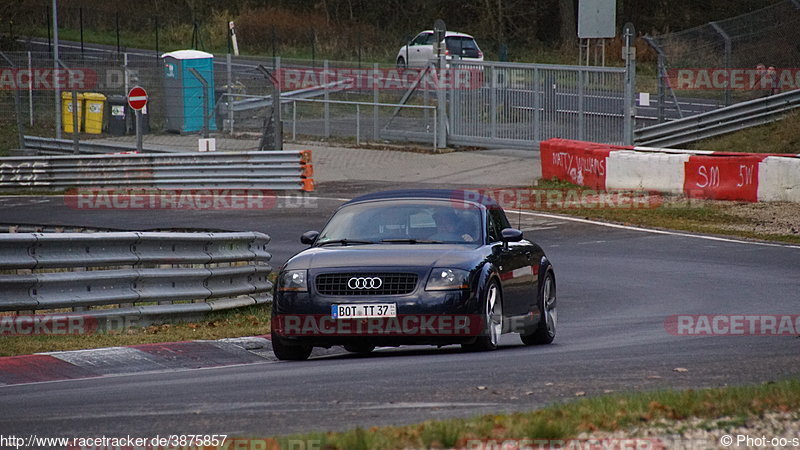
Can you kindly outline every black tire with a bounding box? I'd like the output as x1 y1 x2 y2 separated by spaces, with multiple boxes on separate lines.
462 279 502 351
344 343 376 354
271 331 312 361
396 57 406 69
521 270 556 345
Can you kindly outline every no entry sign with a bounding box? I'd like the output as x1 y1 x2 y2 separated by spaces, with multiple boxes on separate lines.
127 86 148 110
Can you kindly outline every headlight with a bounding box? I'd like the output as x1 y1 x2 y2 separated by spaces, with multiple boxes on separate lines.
425 268 469 291
279 269 308 292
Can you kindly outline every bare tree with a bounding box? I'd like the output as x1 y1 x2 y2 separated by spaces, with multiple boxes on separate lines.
559 0 576 45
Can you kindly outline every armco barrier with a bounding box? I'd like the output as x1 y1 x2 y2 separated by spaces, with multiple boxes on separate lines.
540 139 800 203
19 135 179 155
0 151 314 192
0 232 272 328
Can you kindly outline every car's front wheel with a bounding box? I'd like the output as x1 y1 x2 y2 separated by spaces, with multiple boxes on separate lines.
521 270 556 345
396 57 406 69
271 331 313 361
462 279 502 351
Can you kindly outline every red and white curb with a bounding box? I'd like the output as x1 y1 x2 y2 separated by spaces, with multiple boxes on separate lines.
541 139 800 202
0 337 272 386
0 336 352 386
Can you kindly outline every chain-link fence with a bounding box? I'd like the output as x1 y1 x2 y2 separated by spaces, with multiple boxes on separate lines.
0 50 440 155
0 47 636 154
647 0 800 117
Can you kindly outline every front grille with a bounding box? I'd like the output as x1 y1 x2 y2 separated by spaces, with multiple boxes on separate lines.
315 273 418 296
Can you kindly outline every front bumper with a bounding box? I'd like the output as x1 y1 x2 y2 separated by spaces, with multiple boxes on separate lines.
273 268 483 347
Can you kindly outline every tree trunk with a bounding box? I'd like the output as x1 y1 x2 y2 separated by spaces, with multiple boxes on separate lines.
559 0 576 45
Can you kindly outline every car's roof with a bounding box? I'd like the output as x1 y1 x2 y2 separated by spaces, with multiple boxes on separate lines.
344 189 499 208
418 30 476 39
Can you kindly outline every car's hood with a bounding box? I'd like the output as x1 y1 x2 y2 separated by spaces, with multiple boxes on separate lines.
285 244 480 270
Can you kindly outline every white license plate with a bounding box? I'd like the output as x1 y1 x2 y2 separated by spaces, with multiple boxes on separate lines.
332 303 397 319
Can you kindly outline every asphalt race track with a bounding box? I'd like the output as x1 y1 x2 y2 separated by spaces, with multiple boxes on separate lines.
0 178 799 438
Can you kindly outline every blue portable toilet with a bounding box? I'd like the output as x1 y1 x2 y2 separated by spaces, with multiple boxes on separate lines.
161 50 217 133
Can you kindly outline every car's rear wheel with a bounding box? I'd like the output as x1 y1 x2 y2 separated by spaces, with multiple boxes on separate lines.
396 57 406 69
344 343 375 354
521 270 556 345
462 279 502 351
271 331 312 361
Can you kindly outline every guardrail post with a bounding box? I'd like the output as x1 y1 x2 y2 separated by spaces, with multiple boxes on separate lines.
356 104 361 146
323 59 330 137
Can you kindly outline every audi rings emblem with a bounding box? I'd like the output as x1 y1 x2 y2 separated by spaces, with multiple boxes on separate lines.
348 277 383 290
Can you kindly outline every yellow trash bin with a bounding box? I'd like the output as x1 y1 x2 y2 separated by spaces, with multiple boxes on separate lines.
82 93 107 134
61 92 84 133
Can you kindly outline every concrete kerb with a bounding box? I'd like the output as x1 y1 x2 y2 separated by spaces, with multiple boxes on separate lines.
0 335 349 385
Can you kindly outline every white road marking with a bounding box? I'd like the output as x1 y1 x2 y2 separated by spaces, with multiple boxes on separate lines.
511 209 800 250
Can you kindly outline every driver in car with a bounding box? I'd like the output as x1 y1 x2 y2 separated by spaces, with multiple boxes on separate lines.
431 210 474 242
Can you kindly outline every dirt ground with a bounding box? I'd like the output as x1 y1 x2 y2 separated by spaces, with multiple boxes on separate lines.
716 201 800 236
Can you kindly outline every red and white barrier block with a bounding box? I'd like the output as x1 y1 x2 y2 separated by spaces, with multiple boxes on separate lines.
540 139 800 203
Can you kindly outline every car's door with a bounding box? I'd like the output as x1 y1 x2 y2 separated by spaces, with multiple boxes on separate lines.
407 32 431 66
417 32 436 66
486 207 531 317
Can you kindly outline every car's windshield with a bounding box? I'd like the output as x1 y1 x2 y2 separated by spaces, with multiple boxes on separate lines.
317 200 483 245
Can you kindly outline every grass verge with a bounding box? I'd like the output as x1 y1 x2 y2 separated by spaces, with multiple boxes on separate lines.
266 378 800 449
0 304 271 357
689 109 800 154
532 179 800 245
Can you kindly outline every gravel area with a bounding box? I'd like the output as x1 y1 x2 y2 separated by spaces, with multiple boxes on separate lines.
717 202 800 237
577 411 800 449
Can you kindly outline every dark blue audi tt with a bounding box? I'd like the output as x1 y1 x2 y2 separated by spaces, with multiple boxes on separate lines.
271 189 556 360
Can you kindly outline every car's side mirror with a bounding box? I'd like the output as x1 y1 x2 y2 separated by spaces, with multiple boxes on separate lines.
501 228 523 243
499 228 523 251
300 230 320 245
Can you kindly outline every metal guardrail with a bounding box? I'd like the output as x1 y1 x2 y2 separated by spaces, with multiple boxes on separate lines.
0 223 232 233
224 80 352 113
0 151 314 192
18 136 180 155
634 89 800 147
0 232 272 326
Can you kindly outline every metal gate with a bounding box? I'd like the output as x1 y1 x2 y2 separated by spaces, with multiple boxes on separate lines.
448 61 630 148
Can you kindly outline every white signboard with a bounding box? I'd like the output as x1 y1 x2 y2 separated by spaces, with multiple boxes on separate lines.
578 0 616 39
